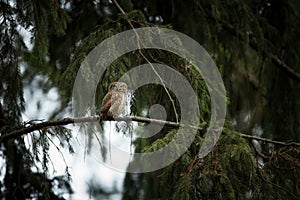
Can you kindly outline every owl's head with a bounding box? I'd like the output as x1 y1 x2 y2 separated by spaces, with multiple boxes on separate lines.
109 82 128 92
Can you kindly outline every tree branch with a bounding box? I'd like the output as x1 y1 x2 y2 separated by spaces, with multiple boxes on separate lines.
1 116 300 148
0 118 76 143
269 54 300 82
240 133 300 147
112 0 180 122
0 115 200 143
219 19 300 82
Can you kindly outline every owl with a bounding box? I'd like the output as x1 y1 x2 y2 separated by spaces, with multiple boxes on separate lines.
99 82 128 124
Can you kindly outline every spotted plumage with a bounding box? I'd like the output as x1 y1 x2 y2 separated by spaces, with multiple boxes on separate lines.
99 82 127 123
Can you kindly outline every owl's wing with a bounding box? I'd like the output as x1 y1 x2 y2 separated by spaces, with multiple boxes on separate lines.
100 92 112 114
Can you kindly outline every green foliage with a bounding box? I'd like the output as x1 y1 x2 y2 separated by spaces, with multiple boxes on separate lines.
62 10 148 104
66 8 211 126
1 0 300 199
0 4 25 125
258 147 300 199
0 1 75 199
140 127 300 199
147 128 256 199
2 138 73 200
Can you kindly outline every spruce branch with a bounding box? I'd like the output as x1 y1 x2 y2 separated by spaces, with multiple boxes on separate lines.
112 0 180 122
218 17 300 82
0 118 76 143
198 7 300 83
0 116 199 143
1 116 300 148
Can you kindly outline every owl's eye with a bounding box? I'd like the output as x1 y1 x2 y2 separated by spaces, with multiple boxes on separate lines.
110 85 115 90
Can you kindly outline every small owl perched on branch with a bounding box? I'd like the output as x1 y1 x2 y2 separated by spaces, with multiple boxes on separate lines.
99 82 128 124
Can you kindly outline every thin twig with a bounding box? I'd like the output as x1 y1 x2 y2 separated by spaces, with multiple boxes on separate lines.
46 134 69 171
249 140 267 160
140 53 180 123
111 0 180 122
240 133 300 147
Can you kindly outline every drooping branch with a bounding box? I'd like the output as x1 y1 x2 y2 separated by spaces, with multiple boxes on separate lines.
269 54 300 82
1 115 300 148
221 19 300 83
200 8 300 83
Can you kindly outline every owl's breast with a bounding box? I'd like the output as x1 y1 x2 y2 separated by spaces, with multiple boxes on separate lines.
107 92 126 117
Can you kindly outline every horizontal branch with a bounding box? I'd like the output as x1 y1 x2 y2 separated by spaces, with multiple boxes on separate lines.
0 118 75 143
240 133 300 147
0 116 200 143
1 116 300 148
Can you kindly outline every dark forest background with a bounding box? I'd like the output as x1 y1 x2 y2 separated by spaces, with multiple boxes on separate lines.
1 0 300 199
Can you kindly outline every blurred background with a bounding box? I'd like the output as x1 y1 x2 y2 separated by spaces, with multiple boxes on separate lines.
1 0 300 199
